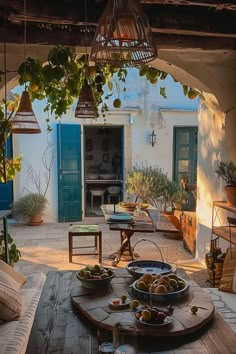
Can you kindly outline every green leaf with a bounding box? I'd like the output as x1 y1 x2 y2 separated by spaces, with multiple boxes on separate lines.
182 85 189 96
139 66 148 76
107 81 113 91
160 87 167 99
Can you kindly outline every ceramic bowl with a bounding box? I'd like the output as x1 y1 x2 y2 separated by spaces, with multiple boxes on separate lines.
127 260 173 279
76 268 115 289
100 173 116 180
87 174 100 180
130 276 189 304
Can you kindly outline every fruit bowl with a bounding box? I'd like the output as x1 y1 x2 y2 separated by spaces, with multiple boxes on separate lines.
118 201 149 212
76 265 115 289
127 260 173 279
134 307 173 327
130 273 189 304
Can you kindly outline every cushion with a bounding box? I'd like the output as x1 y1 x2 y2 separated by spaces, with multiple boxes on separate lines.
0 272 46 354
0 270 22 321
0 260 26 288
219 247 236 293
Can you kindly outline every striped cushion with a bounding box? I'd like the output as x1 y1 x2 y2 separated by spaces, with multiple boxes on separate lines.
0 260 26 288
0 272 46 354
0 270 22 321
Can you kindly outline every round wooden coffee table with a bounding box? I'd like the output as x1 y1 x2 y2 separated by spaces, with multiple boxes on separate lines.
70 269 214 337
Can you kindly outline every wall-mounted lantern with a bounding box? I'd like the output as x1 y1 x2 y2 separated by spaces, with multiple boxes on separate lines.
150 130 157 147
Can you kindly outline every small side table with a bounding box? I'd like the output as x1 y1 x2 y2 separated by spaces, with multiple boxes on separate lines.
68 224 102 263
0 210 11 264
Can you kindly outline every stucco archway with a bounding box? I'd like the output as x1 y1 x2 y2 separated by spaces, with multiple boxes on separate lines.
1 43 236 263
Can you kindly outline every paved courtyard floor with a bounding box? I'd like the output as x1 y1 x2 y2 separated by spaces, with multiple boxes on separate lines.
5 217 236 337
7 217 204 276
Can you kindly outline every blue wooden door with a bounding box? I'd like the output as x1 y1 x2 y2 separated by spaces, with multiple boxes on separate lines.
57 124 82 222
0 137 13 210
174 127 198 211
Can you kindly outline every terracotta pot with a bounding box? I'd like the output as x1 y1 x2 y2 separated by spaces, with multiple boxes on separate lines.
224 186 236 207
28 215 42 226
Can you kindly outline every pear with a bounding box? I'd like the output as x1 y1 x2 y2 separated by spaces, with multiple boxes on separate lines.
130 299 140 310
93 264 101 274
155 285 167 293
136 281 146 291
169 279 178 289
141 309 151 321
141 273 153 285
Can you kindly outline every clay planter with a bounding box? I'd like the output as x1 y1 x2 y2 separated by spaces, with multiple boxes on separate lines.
225 186 236 207
28 215 43 226
163 211 183 240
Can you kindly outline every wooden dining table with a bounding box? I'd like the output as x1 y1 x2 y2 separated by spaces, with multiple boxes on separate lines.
101 204 169 266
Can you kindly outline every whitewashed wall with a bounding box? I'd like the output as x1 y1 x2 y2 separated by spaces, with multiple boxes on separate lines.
12 69 198 222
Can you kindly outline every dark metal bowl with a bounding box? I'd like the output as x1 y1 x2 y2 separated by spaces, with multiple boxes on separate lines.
127 260 173 279
130 276 189 304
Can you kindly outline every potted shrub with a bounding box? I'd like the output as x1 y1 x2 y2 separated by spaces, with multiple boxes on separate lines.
125 165 187 212
0 230 21 266
215 161 236 206
12 193 47 225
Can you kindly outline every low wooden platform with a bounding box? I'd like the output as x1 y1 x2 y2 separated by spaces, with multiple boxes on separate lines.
71 268 214 337
26 270 236 354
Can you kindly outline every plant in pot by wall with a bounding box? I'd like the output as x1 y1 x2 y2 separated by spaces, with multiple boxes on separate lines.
215 161 236 207
12 193 47 225
0 230 21 266
125 164 187 212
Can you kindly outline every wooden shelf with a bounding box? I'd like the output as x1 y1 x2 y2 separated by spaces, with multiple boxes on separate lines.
212 226 236 245
213 201 236 213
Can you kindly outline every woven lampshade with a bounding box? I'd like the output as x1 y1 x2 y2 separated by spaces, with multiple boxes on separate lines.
11 91 41 134
75 80 99 119
90 0 157 67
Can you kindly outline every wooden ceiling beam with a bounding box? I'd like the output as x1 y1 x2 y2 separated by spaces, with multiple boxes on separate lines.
8 14 98 26
152 27 236 38
141 0 236 11
0 28 235 51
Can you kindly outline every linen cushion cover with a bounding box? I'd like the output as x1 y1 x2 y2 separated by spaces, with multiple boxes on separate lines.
0 272 46 354
0 260 26 287
0 270 22 321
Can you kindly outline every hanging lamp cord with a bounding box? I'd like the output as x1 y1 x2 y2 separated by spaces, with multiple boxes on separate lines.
23 0 27 90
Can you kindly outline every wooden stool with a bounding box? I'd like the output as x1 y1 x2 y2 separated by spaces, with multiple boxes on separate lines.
68 224 102 263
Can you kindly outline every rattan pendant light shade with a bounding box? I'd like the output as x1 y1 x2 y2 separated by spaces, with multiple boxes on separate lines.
90 0 157 67
75 80 99 119
11 91 41 134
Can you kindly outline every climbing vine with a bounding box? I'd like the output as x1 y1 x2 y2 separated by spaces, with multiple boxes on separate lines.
0 45 198 182
16 46 198 125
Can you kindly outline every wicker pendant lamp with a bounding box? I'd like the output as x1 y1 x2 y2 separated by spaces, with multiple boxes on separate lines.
75 0 99 119
11 0 41 134
75 80 99 119
11 91 41 134
90 0 157 67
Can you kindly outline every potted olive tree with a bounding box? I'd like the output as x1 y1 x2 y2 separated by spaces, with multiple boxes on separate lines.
12 193 47 225
125 165 188 238
215 161 236 206
125 165 187 212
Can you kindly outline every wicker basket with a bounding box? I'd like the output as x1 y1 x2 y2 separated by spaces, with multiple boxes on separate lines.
205 237 225 287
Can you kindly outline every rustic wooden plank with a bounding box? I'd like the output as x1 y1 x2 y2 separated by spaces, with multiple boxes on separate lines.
27 269 236 353
26 271 99 354
71 271 215 338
